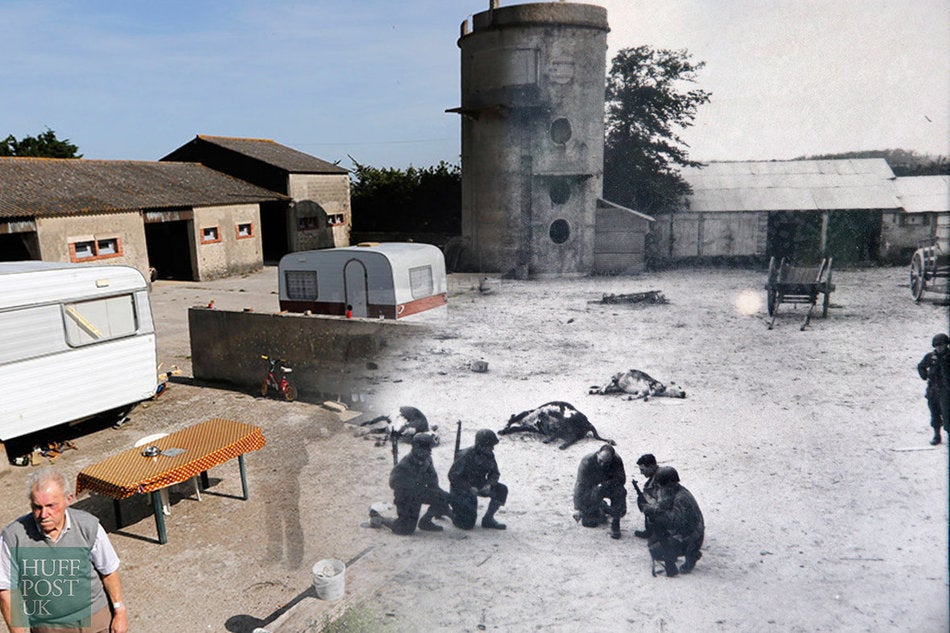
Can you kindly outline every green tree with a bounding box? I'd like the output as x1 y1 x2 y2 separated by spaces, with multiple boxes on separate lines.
349 159 460 234
603 46 710 214
0 128 81 158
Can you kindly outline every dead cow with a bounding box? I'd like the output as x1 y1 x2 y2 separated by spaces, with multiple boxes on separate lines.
499 401 614 450
359 406 440 446
589 369 686 401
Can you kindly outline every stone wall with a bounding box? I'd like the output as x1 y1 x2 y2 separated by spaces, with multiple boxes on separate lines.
189 306 428 402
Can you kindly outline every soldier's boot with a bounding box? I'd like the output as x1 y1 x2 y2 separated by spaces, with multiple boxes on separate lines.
664 560 679 577
481 500 506 530
610 516 621 540
930 429 942 445
417 508 444 531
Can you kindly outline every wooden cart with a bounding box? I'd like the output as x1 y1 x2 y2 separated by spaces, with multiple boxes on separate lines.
909 238 950 303
765 257 835 330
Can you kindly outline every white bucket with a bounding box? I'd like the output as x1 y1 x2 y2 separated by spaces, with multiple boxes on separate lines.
311 558 346 600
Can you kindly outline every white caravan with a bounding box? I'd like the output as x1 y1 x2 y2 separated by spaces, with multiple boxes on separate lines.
0 262 157 446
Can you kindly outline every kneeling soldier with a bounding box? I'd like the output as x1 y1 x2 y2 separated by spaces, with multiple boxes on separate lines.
449 429 508 530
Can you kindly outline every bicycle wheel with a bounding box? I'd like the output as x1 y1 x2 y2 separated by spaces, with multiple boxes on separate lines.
283 384 297 402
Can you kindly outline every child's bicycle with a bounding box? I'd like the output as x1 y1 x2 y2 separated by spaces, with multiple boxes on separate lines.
260 355 297 401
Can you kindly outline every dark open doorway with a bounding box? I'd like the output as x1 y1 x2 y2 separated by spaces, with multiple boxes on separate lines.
145 221 195 280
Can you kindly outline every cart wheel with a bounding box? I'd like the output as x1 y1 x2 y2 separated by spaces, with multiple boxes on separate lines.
283 384 297 402
261 380 269 398
767 289 778 316
910 251 926 302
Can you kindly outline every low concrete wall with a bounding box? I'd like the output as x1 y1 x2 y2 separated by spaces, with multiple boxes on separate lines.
189 307 428 401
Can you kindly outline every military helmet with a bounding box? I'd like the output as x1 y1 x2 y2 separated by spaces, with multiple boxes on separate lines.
932 333 949 347
411 433 437 449
475 429 499 447
655 466 680 486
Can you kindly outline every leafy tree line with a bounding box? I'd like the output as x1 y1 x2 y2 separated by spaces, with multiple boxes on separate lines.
799 149 949 176
0 128 81 158
349 159 461 234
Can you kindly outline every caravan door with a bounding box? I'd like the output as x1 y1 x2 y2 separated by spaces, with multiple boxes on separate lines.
343 259 368 317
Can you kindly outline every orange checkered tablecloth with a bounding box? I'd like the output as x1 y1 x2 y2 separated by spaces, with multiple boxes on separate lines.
76 418 266 499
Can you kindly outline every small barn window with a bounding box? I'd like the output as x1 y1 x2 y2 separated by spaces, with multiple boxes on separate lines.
285 270 318 301
328 213 346 226
409 265 434 299
297 217 318 231
550 118 572 145
549 219 571 244
63 294 137 347
69 237 123 262
201 226 221 244
236 222 254 239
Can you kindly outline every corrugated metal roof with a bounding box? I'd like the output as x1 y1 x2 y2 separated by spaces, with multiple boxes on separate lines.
683 159 901 212
185 135 349 174
0 158 288 218
894 175 950 214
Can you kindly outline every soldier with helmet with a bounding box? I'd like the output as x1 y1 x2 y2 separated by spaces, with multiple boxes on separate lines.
917 332 950 445
448 429 509 530
642 466 705 577
369 433 454 534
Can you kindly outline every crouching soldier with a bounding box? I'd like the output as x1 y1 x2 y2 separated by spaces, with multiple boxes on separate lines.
573 444 627 539
370 433 453 534
643 467 704 577
449 429 508 530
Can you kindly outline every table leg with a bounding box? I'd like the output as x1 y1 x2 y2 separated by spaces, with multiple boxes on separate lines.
238 454 249 500
200 471 210 490
151 491 168 544
113 499 123 529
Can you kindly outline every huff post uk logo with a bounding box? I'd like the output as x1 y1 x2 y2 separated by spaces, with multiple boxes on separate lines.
10 548 92 627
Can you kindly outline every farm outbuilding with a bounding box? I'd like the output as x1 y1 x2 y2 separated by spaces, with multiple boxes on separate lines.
278 242 447 320
593 198 654 274
652 159 902 265
0 157 286 281
162 135 352 262
883 175 950 261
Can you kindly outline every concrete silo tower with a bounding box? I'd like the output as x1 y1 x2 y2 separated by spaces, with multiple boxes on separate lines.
451 1 609 277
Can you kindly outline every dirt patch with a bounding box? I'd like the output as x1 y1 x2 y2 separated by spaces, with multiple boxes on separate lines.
1 266 946 632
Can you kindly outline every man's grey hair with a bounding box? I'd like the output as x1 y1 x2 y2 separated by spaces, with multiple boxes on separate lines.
25 466 72 499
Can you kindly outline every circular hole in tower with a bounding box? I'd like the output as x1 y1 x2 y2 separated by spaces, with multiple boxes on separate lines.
549 219 571 244
550 118 572 145
549 179 571 205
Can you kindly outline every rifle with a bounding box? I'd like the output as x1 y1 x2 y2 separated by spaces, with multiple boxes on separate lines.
454 420 462 458
391 432 399 466
631 478 646 508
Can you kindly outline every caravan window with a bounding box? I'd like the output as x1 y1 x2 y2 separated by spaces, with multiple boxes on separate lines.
409 265 433 299
0 305 66 365
63 294 138 347
285 270 318 301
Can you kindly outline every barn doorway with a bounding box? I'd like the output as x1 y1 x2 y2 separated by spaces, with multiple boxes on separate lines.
260 200 289 263
343 259 368 317
767 211 822 264
145 220 196 280
0 232 39 261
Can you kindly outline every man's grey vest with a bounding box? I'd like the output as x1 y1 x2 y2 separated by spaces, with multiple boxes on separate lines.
2 509 108 627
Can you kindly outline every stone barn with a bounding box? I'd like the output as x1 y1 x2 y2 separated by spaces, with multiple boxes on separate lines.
884 175 950 262
653 159 902 265
162 135 352 262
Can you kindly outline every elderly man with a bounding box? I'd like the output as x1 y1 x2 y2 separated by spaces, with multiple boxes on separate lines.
448 429 508 530
0 467 128 633
370 433 454 535
643 466 705 577
918 332 950 445
573 444 627 539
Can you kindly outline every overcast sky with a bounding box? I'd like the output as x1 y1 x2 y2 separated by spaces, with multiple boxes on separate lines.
2 1 947 169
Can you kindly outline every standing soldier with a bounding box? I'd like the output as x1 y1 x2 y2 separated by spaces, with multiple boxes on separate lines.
573 444 627 539
448 429 508 530
917 332 950 445
369 434 454 534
